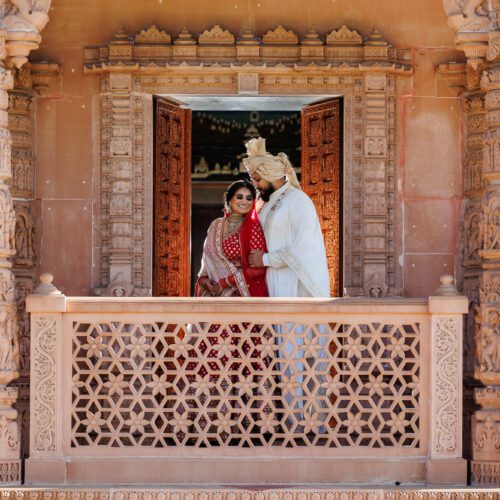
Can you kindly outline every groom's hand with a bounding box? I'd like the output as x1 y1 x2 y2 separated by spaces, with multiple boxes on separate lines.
249 249 265 267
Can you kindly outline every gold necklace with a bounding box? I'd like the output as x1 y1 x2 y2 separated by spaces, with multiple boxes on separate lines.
224 214 244 238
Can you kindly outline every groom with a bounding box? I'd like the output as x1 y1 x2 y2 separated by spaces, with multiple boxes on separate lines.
244 138 330 428
244 137 330 298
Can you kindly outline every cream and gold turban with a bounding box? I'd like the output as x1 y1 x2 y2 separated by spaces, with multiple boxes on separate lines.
242 137 301 190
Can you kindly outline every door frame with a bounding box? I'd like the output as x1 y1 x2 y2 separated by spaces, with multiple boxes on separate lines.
152 94 345 297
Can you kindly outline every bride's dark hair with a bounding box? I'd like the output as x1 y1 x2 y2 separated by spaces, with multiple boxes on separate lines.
224 179 256 205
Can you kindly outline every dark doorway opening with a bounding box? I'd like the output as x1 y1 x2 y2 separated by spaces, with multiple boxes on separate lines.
190 110 301 294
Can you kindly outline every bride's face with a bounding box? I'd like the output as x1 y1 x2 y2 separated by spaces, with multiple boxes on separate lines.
229 187 254 215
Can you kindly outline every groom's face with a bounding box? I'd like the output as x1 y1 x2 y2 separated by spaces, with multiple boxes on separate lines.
251 174 275 202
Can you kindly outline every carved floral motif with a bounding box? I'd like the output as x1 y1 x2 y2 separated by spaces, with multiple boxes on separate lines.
474 415 500 454
433 317 460 456
31 315 57 452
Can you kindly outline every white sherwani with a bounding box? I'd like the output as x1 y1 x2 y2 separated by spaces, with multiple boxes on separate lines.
259 182 330 298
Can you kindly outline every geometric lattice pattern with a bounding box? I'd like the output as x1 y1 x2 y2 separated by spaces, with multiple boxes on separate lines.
72 321 420 449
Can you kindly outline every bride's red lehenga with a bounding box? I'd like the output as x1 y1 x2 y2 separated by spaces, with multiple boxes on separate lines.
182 207 269 437
191 206 268 377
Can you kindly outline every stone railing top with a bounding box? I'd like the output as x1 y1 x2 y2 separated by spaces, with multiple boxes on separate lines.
27 274 467 315
26 294 429 315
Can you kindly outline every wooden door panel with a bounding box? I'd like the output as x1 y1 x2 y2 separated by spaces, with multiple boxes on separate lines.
153 97 192 296
301 98 342 297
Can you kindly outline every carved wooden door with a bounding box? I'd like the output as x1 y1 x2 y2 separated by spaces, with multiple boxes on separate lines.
153 97 192 296
301 98 342 297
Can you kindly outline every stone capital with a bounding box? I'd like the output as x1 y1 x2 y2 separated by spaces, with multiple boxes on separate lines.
443 1 495 66
1 1 53 69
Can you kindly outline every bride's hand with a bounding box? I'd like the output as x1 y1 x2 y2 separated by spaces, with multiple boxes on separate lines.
204 280 221 296
249 249 265 267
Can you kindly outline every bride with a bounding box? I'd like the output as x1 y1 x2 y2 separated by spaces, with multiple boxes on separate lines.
195 179 268 297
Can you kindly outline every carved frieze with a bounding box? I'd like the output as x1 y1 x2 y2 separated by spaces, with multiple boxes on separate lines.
84 26 410 71
8 89 33 199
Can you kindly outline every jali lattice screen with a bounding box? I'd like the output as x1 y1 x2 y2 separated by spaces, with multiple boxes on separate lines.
71 320 421 449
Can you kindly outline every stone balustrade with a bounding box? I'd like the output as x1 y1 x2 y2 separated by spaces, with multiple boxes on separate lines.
23 274 467 486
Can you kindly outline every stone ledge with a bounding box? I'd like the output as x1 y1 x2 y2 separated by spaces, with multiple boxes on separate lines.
0 487 498 499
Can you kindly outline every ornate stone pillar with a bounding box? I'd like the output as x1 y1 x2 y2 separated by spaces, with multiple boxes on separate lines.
0 53 20 487
8 64 35 467
0 0 51 484
460 89 486 466
442 0 500 484
469 62 500 485
93 30 151 297
93 69 151 297
362 70 401 297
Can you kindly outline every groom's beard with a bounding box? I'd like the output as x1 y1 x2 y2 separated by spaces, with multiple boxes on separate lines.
258 184 275 202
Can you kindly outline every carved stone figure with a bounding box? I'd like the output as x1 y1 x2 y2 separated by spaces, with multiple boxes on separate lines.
463 203 482 266
444 0 489 32
0 307 18 374
6 1 50 32
478 307 500 373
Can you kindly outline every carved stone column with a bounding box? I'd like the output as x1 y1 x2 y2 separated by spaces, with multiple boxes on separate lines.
460 89 485 466
362 71 400 298
0 0 52 484
442 0 500 484
93 67 151 297
8 64 35 467
468 63 500 484
0 61 20 485
91 29 152 297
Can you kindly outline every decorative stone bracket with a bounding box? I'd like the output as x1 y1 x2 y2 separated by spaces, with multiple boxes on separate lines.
29 61 63 96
